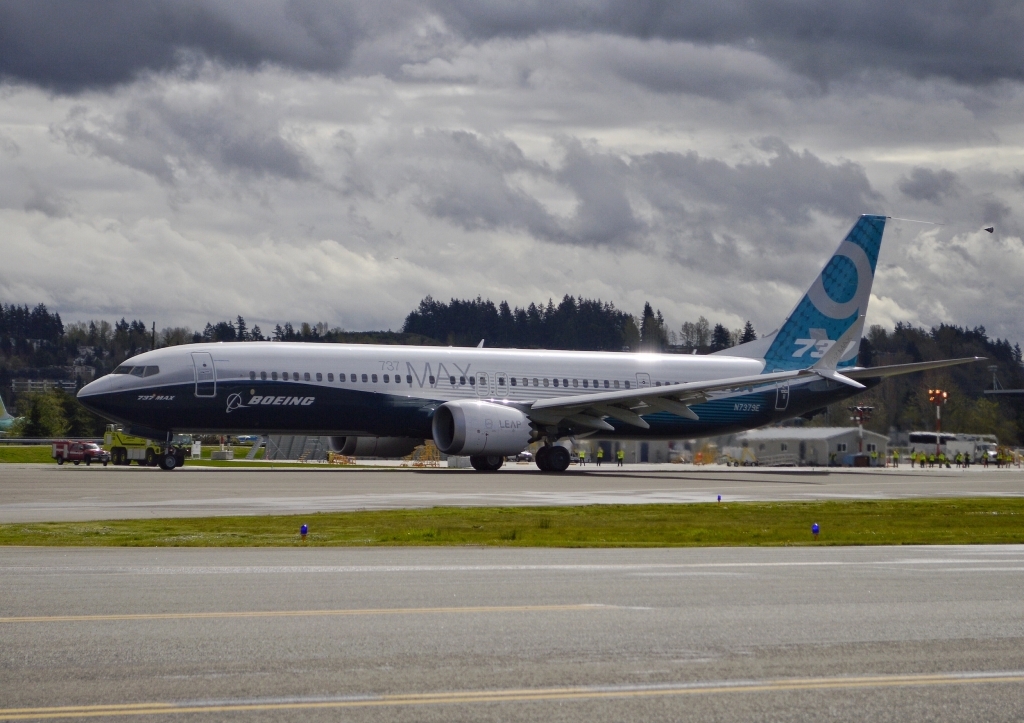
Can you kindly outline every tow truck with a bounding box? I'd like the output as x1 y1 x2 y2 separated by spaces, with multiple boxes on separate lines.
103 424 189 470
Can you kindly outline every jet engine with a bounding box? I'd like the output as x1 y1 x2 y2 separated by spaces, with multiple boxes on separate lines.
328 436 422 458
431 400 532 457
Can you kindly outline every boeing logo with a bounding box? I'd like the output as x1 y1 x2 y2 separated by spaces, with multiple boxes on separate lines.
227 394 315 413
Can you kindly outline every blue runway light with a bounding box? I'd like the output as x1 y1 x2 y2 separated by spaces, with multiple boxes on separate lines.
300 524 308 540
812 523 820 538
717 495 721 503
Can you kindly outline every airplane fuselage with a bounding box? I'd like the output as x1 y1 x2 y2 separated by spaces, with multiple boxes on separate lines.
78 341 872 441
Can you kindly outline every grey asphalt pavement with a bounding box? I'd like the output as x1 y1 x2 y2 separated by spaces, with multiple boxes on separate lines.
2 545 1023 722
1 463 1022 522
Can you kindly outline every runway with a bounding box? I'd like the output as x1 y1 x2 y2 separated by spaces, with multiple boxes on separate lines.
2 545 1023 722
1 463 1022 522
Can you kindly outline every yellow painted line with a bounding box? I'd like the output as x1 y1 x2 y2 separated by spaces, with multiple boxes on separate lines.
0 604 603 624
2 672 1023 720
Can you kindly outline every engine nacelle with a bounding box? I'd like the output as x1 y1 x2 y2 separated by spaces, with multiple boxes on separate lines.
328 436 421 458
431 400 532 457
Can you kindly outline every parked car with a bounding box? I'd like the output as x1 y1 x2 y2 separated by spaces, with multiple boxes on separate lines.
52 441 111 466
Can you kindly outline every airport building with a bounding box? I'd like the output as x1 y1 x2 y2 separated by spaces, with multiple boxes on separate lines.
732 426 889 466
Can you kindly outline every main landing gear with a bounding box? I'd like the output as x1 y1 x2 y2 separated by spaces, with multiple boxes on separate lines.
469 454 504 471
535 445 571 472
157 447 186 470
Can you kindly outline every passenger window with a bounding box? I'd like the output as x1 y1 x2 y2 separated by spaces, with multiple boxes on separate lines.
582 379 588 388
450 376 456 385
316 373 322 382
371 374 378 383
573 379 578 388
250 371 256 381
655 381 661 387
395 376 401 384
327 373 334 382
459 376 466 385
143 366 160 377
510 378 517 386
362 374 368 382
543 378 549 387
130 366 145 377
553 378 559 387
604 380 609 388
498 377 505 386
563 379 568 387
479 374 486 385
293 372 299 380
406 375 412 383
613 380 619 389
383 374 390 383
469 376 475 385
282 372 289 380
625 380 631 389
429 376 436 384
304 372 311 381
351 374 357 382
261 372 267 380
272 372 278 380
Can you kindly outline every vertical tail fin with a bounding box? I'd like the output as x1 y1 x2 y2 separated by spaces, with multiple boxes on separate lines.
721 214 886 371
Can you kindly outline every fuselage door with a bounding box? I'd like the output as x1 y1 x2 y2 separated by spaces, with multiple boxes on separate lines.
773 368 789 410
475 372 493 397
495 372 509 398
192 352 216 397
636 373 651 389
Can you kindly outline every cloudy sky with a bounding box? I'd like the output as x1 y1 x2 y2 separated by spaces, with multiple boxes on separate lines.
2 1 1023 342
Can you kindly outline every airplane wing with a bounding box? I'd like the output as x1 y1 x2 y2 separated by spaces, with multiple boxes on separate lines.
526 368 816 430
842 356 984 380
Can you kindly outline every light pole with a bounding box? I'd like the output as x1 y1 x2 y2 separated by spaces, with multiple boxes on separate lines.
848 405 874 453
928 388 948 456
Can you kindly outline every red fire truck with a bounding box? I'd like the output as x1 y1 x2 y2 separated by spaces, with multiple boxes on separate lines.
52 441 111 466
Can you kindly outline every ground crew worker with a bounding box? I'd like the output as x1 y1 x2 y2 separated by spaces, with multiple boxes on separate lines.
870 449 878 466
578 449 586 466
596 447 604 466
892 449 899 467
954 452 963 468
965 452 971 468
616 448 625 466
928 453 935 468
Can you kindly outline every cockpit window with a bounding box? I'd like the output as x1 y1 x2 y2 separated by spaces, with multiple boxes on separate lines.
130 366 146 377
113 366 132 374
143 366 159 377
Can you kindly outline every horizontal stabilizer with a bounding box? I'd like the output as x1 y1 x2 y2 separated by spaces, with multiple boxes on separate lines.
843 357 984 380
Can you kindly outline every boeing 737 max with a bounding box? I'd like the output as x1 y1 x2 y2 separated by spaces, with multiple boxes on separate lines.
78 215 980 471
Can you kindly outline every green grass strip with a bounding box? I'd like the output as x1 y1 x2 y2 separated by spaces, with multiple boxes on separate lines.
2 499 1023 547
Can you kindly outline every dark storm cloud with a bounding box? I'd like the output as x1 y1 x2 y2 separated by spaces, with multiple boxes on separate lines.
637 138 879 224
0 0 407 92
432 0 1024 86
372 130 877 255
898 167 959 203
5 1 1023 93
55 91 313 182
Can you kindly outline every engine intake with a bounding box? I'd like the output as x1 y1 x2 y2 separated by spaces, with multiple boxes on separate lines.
328 436 421 458
431 400 532 457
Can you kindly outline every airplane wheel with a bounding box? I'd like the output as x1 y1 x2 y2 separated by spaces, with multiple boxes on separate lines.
549 446 571 472
470 454 504 471
161 452 178 471
535 446 551 471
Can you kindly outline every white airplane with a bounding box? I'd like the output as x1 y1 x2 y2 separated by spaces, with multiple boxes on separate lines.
78 215 979 471
0 394 22 434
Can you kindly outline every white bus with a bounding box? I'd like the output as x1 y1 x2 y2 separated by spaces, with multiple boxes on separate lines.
908 432 998 461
